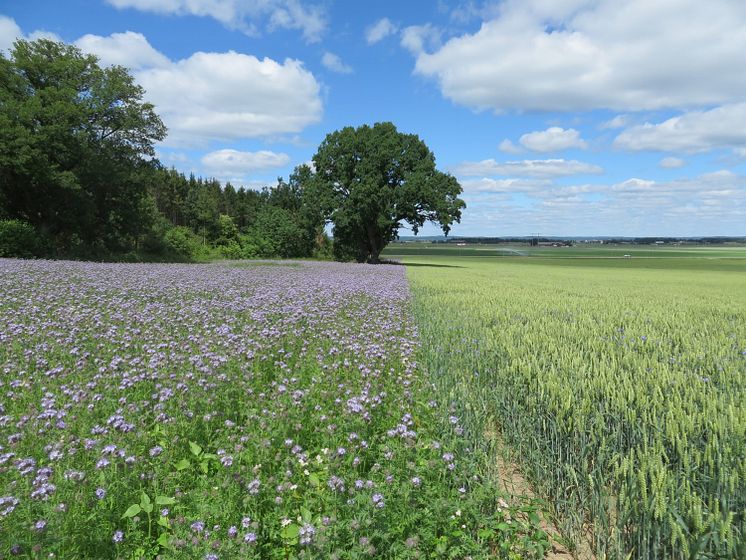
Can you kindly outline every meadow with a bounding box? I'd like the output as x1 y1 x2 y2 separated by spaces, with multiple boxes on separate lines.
0 259 548 559
392 246 746 559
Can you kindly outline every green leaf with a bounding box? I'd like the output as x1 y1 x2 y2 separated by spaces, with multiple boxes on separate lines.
174 458 191 471
200 460 209 474
308 473 320 487
140 492 151 506
281 523 300 540
141 502 154 514
157 532 171 549
300 506 312 523
122 504 141 518
189 441 202 456
157 516 170 528
478 528 494 539
155 496 176 505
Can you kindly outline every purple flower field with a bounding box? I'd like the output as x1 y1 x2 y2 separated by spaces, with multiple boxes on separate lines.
0 259 547 559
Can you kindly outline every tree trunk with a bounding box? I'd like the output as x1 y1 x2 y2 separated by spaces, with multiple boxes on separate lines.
364 223 382 264
367 249 381 264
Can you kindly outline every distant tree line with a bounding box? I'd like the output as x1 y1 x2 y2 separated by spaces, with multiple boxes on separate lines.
430 237 746 245
1 39 462 263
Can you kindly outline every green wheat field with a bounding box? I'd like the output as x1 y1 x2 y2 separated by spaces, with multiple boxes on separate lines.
385 243 746 559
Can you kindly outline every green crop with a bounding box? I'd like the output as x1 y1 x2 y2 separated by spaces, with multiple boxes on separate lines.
407 254 746 559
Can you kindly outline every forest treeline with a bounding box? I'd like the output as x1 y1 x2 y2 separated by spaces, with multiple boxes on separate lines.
0 39 326 261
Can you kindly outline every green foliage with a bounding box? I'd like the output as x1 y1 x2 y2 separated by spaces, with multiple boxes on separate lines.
0 38 166 255
0 219 43 257
249 205 314 258
164 226 201 259
309 122 465 263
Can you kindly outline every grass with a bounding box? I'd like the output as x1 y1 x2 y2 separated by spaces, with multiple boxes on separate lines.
404 247 746 559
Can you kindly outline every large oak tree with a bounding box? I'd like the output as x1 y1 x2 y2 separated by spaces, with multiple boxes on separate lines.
309 122 465 263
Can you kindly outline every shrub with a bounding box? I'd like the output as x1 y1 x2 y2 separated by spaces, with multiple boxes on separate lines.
0 219 42 258
163 226 201 259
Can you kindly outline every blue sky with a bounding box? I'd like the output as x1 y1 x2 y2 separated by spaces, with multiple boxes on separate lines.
2 0 746 236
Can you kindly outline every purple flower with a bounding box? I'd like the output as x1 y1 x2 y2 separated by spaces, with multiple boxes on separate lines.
299 523 315 545
112 530 124 543
191 520 205 533
34 519 47 531
372 493 385 508
95 487 106 500
243 532 257 543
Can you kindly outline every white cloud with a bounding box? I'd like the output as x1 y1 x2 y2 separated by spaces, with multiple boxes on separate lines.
0 15 60 54
201 149 290 177
75 31 170 69
0 15 22 53
453 158 602 178
659 157 685 169
613 103 746 153
400 24 442 55
366 17 398 44
105 0 326 42
519 127 587 152
321 52 352 74
137 50 322 146
461 177 550 193
600 115 628 129
498 139 523 154
409 0 746 112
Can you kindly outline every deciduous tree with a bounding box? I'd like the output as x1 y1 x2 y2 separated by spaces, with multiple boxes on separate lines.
309 122 464 263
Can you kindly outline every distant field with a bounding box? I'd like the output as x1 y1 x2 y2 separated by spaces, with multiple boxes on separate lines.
383 242 746 260
406 250 746 559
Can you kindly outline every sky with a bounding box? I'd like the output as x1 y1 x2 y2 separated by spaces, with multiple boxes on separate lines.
2 0 746 237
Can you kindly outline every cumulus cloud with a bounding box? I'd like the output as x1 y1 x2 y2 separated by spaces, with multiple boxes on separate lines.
201 149 290 177
400 24 442 55
138 51 322 146
0 15 60 54
409 0 746 112
519 127 587 152
75 31 170 69
105 0 326 42
74 31 322 146
321 52 352 74
613 103 746 153
366 17 397 44
659 157 685 169
453 158 602 178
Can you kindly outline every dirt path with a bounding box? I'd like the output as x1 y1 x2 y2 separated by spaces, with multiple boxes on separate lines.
489 432 595 560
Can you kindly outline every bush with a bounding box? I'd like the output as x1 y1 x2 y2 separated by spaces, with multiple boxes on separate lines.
163 226 201 259
0 219 43 258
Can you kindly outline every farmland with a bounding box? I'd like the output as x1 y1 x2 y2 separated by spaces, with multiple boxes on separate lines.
0 259 548 559
1 247 744 559
399 248 746 559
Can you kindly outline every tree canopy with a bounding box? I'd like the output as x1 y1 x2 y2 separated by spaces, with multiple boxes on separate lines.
0 39 166 252
309 122 465 263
